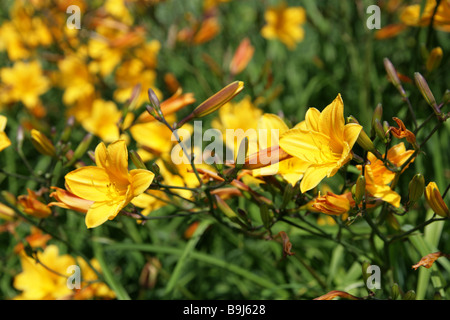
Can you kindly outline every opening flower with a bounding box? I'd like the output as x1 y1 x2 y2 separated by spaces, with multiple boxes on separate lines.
64 140 155 228
425 182 449 218
279 94 363 193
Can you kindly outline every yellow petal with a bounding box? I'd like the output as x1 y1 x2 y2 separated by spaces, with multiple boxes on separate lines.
129 169 155 198
344 123 363 149
304 107 321 132
300 164 333 193
85 201 123 228
65 166 111 202
279 128 329 164
318 95 346 151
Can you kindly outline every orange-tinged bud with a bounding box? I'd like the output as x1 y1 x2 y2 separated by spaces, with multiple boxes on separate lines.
0 202 15 221
374 24 407 40
426 47 443 72
17 189 52 218
243 145 292 170
30 129 56 157
48 186 93 213
313 191 354 216
177 81 244 127
229 37 255 75
425 182 449 218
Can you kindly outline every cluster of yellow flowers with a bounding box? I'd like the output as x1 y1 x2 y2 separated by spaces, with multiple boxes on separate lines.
0 0 448 301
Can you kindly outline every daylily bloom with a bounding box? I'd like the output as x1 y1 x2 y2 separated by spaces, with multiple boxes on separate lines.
279 94 363 193
65 140 155 228
80 99 123 143
13 245 76 300
17 189 52 218
0 115 11 152
0 60 50 109
261 2 306 49
425 182 449 218
400 0 450 32
359 143 415 208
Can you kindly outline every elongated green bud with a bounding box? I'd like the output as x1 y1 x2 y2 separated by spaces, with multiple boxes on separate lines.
130 150 147 170
390 283 400 300
353 175 366 205
408 173 425 206
384 58 406 97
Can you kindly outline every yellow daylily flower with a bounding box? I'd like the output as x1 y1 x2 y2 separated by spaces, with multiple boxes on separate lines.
65 140 155 228
251 113 307 185
13 245 76 300
261 2 306 49
0 60 50 109
279 94 363 193
359 143 415 208
400 0 450 32
80 99 122 143
0 115 11 152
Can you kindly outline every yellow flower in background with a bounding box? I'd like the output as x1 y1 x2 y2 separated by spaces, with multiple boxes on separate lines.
13 245 75 300
65 140 155 228
279 94 362 193
80 99 122 143
0 60 50 109
73 258 116 300
261 2 306 49
359 143 415 208
425 182 449 218
56 52 95 106
104 0 134 26
0 115 11 152
212 96 262 157
400 0 450 32
113 58 161 109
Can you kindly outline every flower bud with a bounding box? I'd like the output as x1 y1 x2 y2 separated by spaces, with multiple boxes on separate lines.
0 202 15 221
426 47 443 73
390 283 400 300
177 81 244 127
130 150 147 170
403 290 416 300
425 182 449 218
215 194 246 227
60 116 75 143
374 119 387 143
414 72 439 114
31 129 56 157
234 136 249 170
371 103 383 129
408 173 425 206
66 133 93 167
383 57 406 97
353 175 366 205
229 37 254 76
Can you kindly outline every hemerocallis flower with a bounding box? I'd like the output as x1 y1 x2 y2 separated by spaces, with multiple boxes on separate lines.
279 94 363 193
261 2 306 49
80 99 122 143
359 143 415 208
400 0 450 32
73 258 116 300
13 245 76 300
17 189 52 218
0 60 50 109
64 140 155 228
425 182 449 218
0 115 11 152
